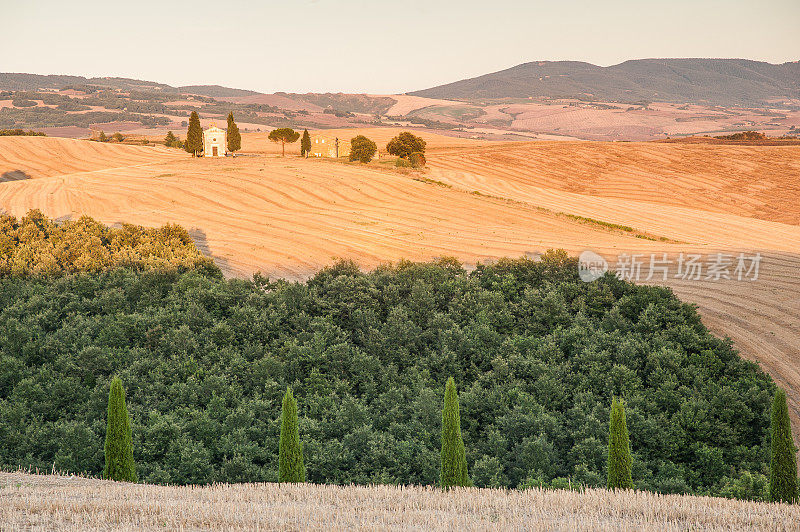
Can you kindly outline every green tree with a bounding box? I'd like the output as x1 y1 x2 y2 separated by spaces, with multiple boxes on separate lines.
103 377 137 482
226 112 241 154
349 135 377 163
769 388 798 503
607 397 633 490
441 377 471 488
300 129 311 158
164 131 177 147
111 132 124 143
278 387 305 483
386 131 426 159
98 130 107 142
268 128 300 157
185 111 203 156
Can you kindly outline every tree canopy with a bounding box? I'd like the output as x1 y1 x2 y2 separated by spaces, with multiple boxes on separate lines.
0 252 776 498
268 128 300 156
0 210 213 276
386 131 426 158
349 135 378 163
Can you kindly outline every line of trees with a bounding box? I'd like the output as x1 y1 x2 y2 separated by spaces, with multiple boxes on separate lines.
98 375 798 503
178 121 426 164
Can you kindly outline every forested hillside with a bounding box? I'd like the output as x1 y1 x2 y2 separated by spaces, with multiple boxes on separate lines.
0 250 775 498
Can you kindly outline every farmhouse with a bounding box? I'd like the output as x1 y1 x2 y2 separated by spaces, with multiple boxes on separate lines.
203 125 226 157
309 134 350 158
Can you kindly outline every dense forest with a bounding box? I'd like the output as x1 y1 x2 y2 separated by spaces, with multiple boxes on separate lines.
0 245 775 498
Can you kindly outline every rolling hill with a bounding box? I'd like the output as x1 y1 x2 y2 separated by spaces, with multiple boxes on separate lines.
410 58 800 106
1 132 799 448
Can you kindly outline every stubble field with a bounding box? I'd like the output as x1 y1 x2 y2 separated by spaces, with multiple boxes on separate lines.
1 471 798 531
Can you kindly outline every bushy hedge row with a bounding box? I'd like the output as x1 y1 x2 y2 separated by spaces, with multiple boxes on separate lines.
0 210 215 276
0 252 775 497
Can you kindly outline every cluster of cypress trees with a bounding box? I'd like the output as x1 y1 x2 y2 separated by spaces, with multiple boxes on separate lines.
100 377 798 502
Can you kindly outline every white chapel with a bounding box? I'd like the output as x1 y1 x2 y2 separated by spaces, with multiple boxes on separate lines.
203 125 227 157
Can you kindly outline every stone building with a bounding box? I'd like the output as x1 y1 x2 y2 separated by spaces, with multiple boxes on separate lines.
309 134 350 158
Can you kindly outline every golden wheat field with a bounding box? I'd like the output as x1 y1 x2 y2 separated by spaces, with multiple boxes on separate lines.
1 131 800 447
0 471 798 531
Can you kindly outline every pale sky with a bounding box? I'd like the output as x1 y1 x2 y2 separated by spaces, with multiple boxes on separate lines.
5 0 799 94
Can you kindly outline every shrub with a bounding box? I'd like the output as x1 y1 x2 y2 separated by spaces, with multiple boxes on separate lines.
111 132 124 142
395 157 412 168
349 135 377 163
409 151 426 168
719 471 769 501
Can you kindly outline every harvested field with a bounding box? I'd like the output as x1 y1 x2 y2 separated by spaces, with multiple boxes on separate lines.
1 471 798 531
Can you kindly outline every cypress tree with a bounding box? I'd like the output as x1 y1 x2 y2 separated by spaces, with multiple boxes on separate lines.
278 387 305 483
440 377 471 488
103 377 137 482
226 112 241 154
301 129 311 157
164 131 177 147
185 111 203 156
607 397 633 489
769 388 799 503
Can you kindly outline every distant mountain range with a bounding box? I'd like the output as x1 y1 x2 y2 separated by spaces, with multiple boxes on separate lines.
409 59 800 106
0 73 258 98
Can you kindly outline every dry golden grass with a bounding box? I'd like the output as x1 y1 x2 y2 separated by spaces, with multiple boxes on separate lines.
1 471 798 531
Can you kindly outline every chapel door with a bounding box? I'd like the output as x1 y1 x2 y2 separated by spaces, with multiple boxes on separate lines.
213 147 218 157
